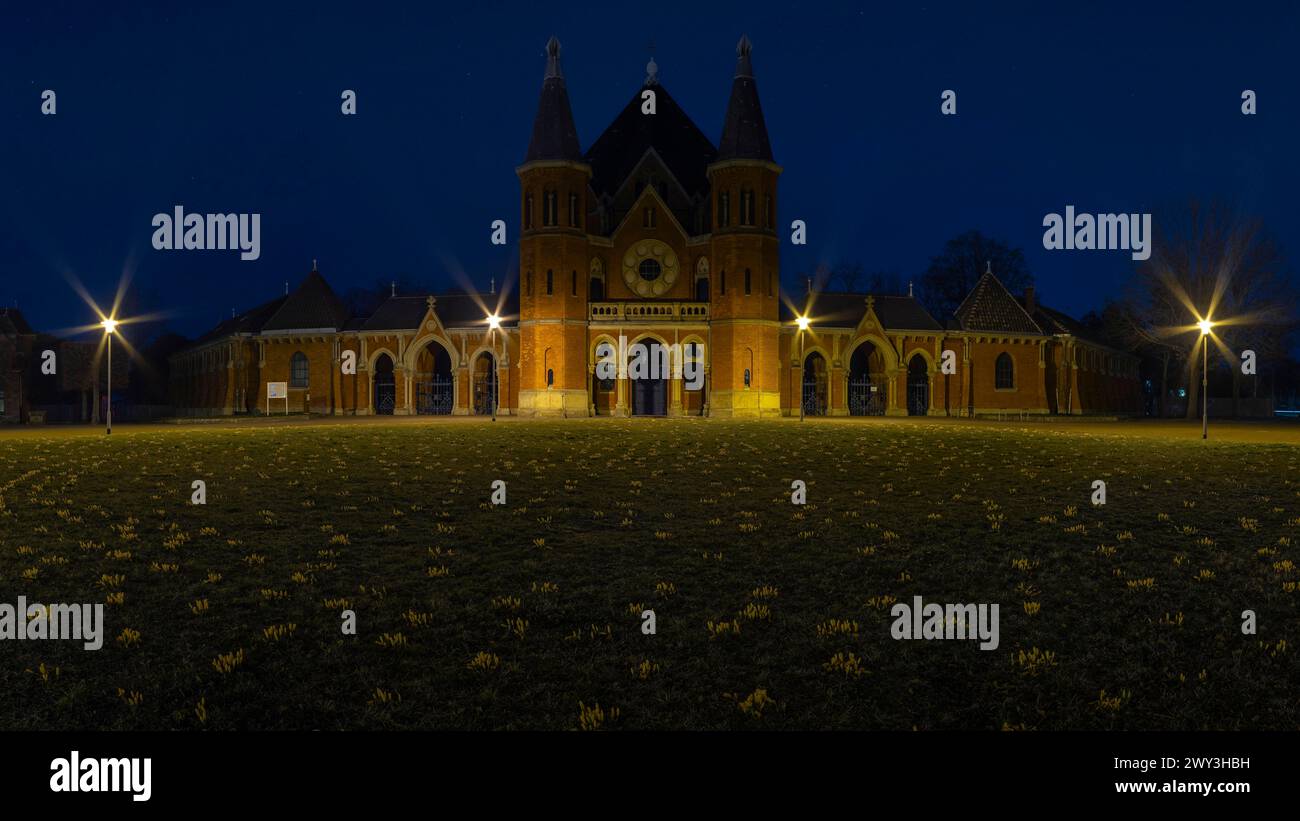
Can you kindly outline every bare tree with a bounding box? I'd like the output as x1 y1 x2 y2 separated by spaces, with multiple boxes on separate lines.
1128 199 1296 418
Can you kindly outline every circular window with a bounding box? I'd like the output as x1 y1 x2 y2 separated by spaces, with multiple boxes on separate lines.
638 259 662 282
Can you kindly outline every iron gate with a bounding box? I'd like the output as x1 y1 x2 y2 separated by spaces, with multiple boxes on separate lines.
472 373 497 416
848 376 886 416
415 376 454 415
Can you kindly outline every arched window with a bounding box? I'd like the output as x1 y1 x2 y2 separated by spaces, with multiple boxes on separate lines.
718 192 730 227
764 194 772 227
571 270 577 296
546 269 553 295
568 193 579 227
526 271 533 297
543 190 557 226
290 352 309 388
995 353 1014 390
547 368 554 387
590 277 605 301
744 268 752 295
720 270 726 295
695 277 709 302
524 194 534 230
740 189 754 225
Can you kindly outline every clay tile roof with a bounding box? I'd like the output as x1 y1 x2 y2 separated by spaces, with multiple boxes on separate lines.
953 270 1042 334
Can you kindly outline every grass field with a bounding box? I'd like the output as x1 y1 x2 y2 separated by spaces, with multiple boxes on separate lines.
2 417 1298 730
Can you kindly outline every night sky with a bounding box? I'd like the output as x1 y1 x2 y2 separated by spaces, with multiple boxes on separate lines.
2 1 1296 340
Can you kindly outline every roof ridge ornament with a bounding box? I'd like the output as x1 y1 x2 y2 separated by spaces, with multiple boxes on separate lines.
986 260 992 275
865 294 875 313
645 56 659 86
545 36 563 80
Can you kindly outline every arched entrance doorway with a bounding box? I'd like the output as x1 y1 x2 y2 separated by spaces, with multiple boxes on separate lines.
802 352 828 416
630 338 667 416
414 341 454 415
907 354 930 416
848 342 887 416
472 352 496 416
373 354 396 415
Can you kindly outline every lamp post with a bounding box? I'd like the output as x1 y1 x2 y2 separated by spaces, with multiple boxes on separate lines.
487 313 502 422
1198 318 1213 440
796 316 810 421
101 318 118 435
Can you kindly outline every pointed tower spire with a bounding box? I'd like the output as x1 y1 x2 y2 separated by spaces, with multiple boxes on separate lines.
524 36 583 163
717 34 773 161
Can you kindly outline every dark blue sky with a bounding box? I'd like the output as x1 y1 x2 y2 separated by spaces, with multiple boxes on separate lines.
2 1 1296 339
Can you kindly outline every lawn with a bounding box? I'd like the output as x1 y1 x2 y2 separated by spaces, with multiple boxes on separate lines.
1 417 1298 730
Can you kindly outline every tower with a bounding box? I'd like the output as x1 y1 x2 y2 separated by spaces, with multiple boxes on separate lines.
707 35 781 417
517 37 593 416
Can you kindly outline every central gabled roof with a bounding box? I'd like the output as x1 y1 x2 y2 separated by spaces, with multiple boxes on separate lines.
584 83 718 200
953 270 1042 334
262 270 352 332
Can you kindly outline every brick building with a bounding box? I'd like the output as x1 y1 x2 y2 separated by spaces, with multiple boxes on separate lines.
170 36 1139 419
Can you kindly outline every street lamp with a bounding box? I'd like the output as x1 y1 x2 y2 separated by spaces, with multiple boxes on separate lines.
486 313 502 422
1198 318 1213 440
101 318 118 435
796 316 810 421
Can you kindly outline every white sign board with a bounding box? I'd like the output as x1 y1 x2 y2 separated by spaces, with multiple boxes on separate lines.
267 382 289 415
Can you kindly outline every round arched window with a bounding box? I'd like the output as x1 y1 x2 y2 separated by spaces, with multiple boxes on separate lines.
638 259 662 282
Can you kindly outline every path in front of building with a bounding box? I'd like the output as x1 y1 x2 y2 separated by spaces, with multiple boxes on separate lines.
5 413 1299 445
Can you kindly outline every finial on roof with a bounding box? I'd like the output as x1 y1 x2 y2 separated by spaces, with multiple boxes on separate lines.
985 260 992 275
391 281 396 297
545 36 563 80
866 294 875 312
284 281 289 295
490 276 496 295
908 280 914 298
645 57 659 86
312 258 318 272
735 34 753 78
426 295 436 310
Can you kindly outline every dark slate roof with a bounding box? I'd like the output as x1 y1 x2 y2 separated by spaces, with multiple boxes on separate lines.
716 35 773 162
584 83 718 199
779 292 941 330
193 295 288 346
524 38 583 164
1027 301 1112 348
262 271 352 332
362 292 519 331
0 308 34 336
953 271 1042 334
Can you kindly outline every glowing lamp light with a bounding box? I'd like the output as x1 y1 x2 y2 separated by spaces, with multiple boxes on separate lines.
795 316 810 331
486 313 502 331
1197 319 1213 335
101 318 119 333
